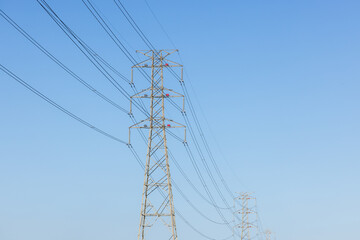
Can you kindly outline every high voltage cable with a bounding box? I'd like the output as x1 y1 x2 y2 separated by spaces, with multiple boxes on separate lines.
1 9 146 131
35 0 148 116
84 0 240 233
38 0 211 210
81 0 139 66
3 5 145 114
112 0 236 213
167 66 236 202
113 0 231 201
183 81 235 199
16 1 268 237
179 79 236 201
112 2 254 233
183 141 234 231
130 113 230 225
34 1 241 237
80 0 153 85
0 64 127 145
128 114 235 237
34 1 230 230
37 0 148 116
82 0 171 114
84 0 139 55
80 0 233 213
0 10 128 115
81 0 186 118
147 8 269 237
113 0 157 51
1 58 228 237
1 2 268 239
140 0 239 200
127 119 232 234
130 115 228 225
142 0 177 49
128 144 233 240
168 151 230 210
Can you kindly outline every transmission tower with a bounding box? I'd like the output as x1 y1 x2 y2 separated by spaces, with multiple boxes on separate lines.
129 49 185 240
264 230 272 240
233 192 259 240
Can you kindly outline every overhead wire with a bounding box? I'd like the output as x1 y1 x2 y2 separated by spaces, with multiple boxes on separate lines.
141 0 240 199
81 0 192 129
82 0 234 213
35 1 231 231
144 15 259 236
34 1 243 238
107 1 248 235
112 0 237 214
114 0 232 202
113 0 157 51
118 5 276 239
9 0 269 238
37 0 148 116
81 0 152 85
128 115 232 231
127 143 233 240
0 55 228 239
131 121 227 225
0 10 129 115
0 64 127 145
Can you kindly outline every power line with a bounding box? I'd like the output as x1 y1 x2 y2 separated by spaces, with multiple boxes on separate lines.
36 1 232 233
130 112 229 225
127 144 233 240
82 0 235 215
0 10 129 115
37 0 148 116
127 49 233 239
107 2 246 236
2 50 225 236
36 1 246 238
140 0 240 199
37 0 221 221
0 63 127 145
113 0 157 51
2 2 272 239
113 0 236 213
0 63 232 239
80 0 153 87
142 0 177 49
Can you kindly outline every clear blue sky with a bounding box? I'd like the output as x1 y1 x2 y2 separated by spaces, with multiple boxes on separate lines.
1 1 359 240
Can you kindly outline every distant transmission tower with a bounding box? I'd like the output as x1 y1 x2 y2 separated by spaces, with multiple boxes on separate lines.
129 50 185 240
264 230 272 240
233 193 259 240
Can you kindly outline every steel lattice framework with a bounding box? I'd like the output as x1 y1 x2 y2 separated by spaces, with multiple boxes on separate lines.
264 230 272 240
129 49 185 240
233 193 259 240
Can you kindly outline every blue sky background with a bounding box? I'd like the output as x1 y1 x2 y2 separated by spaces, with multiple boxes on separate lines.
0 0 359 240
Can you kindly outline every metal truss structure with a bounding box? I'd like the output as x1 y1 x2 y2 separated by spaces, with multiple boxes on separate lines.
233 193 259 240
264 230 272 240
129 49 185 240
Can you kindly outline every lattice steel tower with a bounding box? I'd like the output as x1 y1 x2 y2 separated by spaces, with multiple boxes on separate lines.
233 193 259 240
129 49 185 240
264 230 272 240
